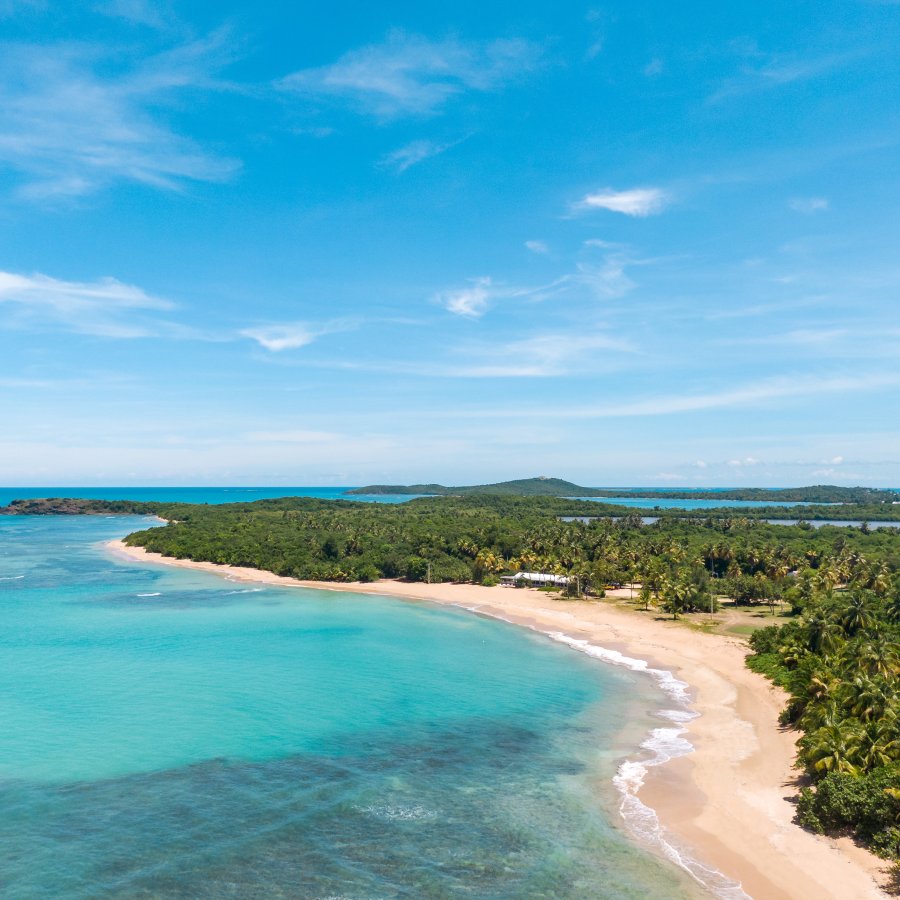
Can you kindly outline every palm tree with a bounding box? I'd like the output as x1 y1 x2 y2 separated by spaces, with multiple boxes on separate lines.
841 592 875 637
800 723 863 776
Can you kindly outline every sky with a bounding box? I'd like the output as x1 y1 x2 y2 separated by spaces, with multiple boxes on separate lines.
1 0 898 487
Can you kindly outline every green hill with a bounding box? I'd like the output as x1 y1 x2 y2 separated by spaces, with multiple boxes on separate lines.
346 479 899 504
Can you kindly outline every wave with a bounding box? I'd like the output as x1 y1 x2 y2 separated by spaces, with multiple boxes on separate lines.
0 575 25 581
545 632 750 900
225 588 264 595
136 592 162 597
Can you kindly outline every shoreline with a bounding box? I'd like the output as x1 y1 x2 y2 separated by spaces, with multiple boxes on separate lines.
106 539 889 899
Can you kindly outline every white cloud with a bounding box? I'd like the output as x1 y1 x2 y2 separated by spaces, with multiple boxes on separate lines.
525 240 549 255
432 272 571 319
576 187 669 217
0 269 173 337
789 196 829 214
378 137 459 172
0 34 239 199
435 276 494 318
240 319 353 352
276 30 542 119
241 324 316 351
448 331 634 377
643 58 664 77
727 456 761 467
694 459 708 468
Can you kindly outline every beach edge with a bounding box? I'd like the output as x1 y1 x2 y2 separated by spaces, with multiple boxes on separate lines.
105 538 890 900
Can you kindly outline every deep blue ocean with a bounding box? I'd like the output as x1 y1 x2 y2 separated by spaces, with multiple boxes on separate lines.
0 515 705 898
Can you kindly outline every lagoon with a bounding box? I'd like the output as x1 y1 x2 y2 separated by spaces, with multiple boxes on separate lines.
0 515 702 898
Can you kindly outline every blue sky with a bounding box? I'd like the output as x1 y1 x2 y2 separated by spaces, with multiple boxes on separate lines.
1 0 898 486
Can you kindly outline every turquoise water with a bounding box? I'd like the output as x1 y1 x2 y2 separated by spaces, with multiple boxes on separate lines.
0 486 419 506
0 516 702 898
1 486 832 510
578 496 829 510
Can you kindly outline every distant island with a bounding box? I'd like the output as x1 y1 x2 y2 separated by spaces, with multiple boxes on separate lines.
346 477 900 505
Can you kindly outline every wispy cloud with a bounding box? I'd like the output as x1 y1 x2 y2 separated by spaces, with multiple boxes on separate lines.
446 331 635 377
435 276 494 318
276 30 542 119
378 136 462 172
525 240 549 255
433 273 571 318
0 33 239 199
789 196 828 214
709 49 856 104
575 186 670 217
576 256 635 298
240 319 354 351
468 373 900 419
0 269 174 337
727 456 762 467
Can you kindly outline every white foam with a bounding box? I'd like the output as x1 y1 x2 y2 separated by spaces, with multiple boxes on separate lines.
225 587 264 595
427 602 750 896
545 631 751 900
0 575 25 581
356 803 436 822
136 592 162 597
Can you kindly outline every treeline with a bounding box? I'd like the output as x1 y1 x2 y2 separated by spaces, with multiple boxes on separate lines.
118 495 900 595
0 497 164 516
748 586 900 865
4 493 900 522
347 479 899 505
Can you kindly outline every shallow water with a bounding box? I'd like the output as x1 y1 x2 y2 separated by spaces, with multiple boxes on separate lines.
0 516 705 898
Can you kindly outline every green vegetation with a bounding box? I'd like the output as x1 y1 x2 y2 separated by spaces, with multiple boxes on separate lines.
347 477 900 506
747 582 900 865
0 497 163 516
104 494 900 596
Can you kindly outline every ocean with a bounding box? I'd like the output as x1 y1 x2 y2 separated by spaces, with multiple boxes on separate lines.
0 514 710 898
0 485 831 510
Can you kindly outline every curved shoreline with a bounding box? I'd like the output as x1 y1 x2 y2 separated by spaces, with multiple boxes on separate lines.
105 539 889 899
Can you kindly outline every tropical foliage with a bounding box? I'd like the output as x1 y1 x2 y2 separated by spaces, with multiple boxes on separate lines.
748 578 900 864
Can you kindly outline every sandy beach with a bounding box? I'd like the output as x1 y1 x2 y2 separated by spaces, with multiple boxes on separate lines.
107 539 890 899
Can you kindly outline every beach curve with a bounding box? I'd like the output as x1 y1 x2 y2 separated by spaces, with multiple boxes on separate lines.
105 538 890 900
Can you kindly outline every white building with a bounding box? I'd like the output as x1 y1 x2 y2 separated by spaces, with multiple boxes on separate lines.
500 572 569 588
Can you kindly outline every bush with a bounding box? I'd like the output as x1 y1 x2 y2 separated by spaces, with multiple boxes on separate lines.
796 767 900 858
746 651 790 687
481 574 500 587
748 624 783 655
355 564 381 583
404 555 429 581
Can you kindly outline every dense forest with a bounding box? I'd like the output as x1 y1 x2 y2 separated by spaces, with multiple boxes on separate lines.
111 494 899 595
